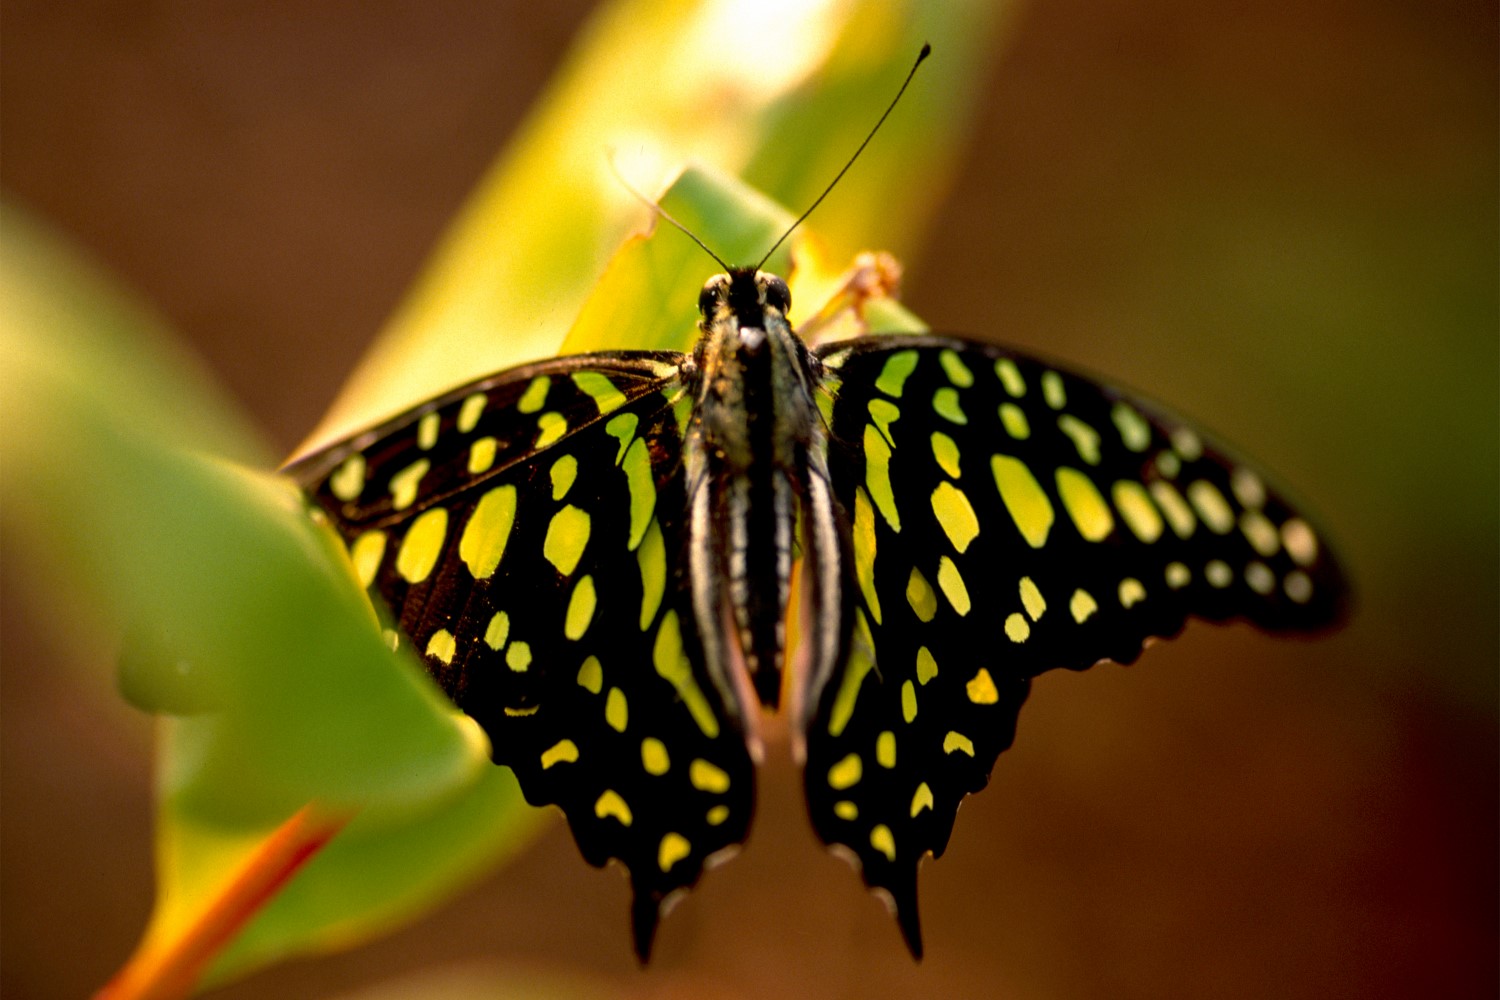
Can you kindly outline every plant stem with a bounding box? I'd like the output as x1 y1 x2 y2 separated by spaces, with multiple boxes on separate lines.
96 804 352 1000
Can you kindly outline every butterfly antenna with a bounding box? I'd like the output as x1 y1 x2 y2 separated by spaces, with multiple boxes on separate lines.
755 42 931 272
606 149 732 273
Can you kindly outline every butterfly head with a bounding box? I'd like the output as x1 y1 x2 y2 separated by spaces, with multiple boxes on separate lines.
697 268 792 336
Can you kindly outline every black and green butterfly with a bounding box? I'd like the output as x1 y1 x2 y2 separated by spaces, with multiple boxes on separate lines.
284 262 1346 959
284 43 1344 960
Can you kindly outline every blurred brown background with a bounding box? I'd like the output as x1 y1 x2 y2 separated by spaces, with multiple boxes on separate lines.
2 2 1495 998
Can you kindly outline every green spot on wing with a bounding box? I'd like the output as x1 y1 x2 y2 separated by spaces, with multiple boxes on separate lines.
874 350 919 398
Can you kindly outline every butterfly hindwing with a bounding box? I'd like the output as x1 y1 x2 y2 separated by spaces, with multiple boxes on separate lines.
804 335 1347 953
287 354 754 960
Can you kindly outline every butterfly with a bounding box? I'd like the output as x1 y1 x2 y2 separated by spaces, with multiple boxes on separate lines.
282 46 1347 960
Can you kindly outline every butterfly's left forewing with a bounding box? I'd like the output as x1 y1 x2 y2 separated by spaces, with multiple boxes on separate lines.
287 354 753 960
804 335 1348 954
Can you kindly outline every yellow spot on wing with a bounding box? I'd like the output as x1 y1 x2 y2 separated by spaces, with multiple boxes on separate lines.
543 505 591 576
1056 467 1114 541
870 824 896 862
622 438 655 551
503 705 538 717
658 832 691 872
930 431 961 478
484 611 510 650
417 411 440 450
852 487 883 625
1019 576 1046 620
915 646 938 685
1188 480 1235 534
901 680 918 723
868 398 900 445
468 437 497 474
933 386 967 424
833 801 858 821
535 411 567 448
1149 480 1196 538
875 350 919 397
641 738 670 775
939 349 974 387
595 789 632 826
1070 588 1098 623
349 531 386 588
460 485 517 579
1232 467 1267 507
1246 561 1275 594
999 403 1030 439
966 667 999 704
1057 414 1101 465
1111 402 1151 451
937 556 971 615
425 629 456 664
995 358 1026 396
605 412 638 463
576 655 602 693
637 518 666 629
1173 427 1203 460
389 459 430 511
706 804 731 825
1206 560 1233 587
816 380 839 426
457 392 486 433
396 508 447 583
1113 481 1164 543
828 610 876 737
1285 570 1313 603
1042 371 1066 409
550 454 578 500
690 758 731 793
1165 562 1191 589
330 454 365 501
944 731 975 756
1004 612 1030 643
992 454 1054 547
931 481 980 553
1282 518 1318 566
541 740 578 768
863 424 900 531
572 371 627 414
910 782 934 818
565 575 597 640
876 730 896 768
906 567 937 622
605 687 628 732
828 753 862 789
506 642 532 671
653 611 719 738
518 376 550 414
1118 578 1146 608
1241 510 1280 556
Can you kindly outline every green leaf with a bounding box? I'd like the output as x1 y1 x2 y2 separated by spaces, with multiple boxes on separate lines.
0 205 540 985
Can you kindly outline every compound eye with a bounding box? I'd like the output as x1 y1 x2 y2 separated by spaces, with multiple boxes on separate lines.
763 275 791 313
697 281 721 317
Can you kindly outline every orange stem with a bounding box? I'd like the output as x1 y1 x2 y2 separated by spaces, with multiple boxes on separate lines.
96 803 352 1000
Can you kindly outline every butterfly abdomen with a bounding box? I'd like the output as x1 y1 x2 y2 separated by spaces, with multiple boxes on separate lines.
691 269 823 709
